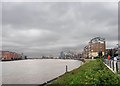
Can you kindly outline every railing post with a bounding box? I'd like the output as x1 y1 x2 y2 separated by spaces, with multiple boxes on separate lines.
111 60 112 68
114 60 117 73
104 59 106 64
108 60 109 66
110 60 111 68
112 60 114 71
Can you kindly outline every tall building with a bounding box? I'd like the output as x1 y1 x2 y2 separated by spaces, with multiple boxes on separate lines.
59 51 65 59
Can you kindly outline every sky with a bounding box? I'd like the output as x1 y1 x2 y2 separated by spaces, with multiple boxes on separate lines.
2 2 118 58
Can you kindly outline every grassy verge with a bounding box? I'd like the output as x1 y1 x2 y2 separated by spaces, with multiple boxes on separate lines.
48 59 120 85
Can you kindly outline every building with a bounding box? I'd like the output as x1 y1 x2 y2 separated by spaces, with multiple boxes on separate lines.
59 51 65 59
0 51 27 61
59 50 82 59
83 37 106 59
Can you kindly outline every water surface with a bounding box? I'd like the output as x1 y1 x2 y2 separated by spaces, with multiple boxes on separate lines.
2 59 82 84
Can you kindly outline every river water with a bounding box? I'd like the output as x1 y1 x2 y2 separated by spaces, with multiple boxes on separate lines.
1 59 82 84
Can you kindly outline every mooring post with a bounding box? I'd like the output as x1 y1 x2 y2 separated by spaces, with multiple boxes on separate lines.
113 60 114 71
66 65 68 73
116 62 118 73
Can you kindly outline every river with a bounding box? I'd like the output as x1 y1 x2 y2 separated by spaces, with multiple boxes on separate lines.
1 59 82 84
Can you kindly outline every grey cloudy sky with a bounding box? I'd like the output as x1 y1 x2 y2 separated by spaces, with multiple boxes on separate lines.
2 2 118 58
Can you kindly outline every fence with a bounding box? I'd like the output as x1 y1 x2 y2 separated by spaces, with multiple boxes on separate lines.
104 59 120 73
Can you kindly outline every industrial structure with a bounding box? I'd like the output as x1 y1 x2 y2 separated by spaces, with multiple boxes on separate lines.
83 37 106 59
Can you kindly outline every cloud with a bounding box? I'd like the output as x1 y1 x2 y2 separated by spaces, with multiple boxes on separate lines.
2 2 118 57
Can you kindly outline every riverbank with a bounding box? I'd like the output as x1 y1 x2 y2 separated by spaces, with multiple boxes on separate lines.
48 59 120 85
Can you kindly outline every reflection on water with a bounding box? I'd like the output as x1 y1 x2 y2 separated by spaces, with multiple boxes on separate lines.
2 59 81 84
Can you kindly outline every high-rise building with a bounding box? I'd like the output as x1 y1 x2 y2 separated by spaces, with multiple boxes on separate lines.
59 51 65 59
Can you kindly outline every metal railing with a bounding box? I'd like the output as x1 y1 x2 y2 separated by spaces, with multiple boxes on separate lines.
104 59 120 73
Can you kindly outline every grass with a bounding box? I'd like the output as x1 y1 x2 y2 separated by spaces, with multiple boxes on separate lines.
48 59 120 86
